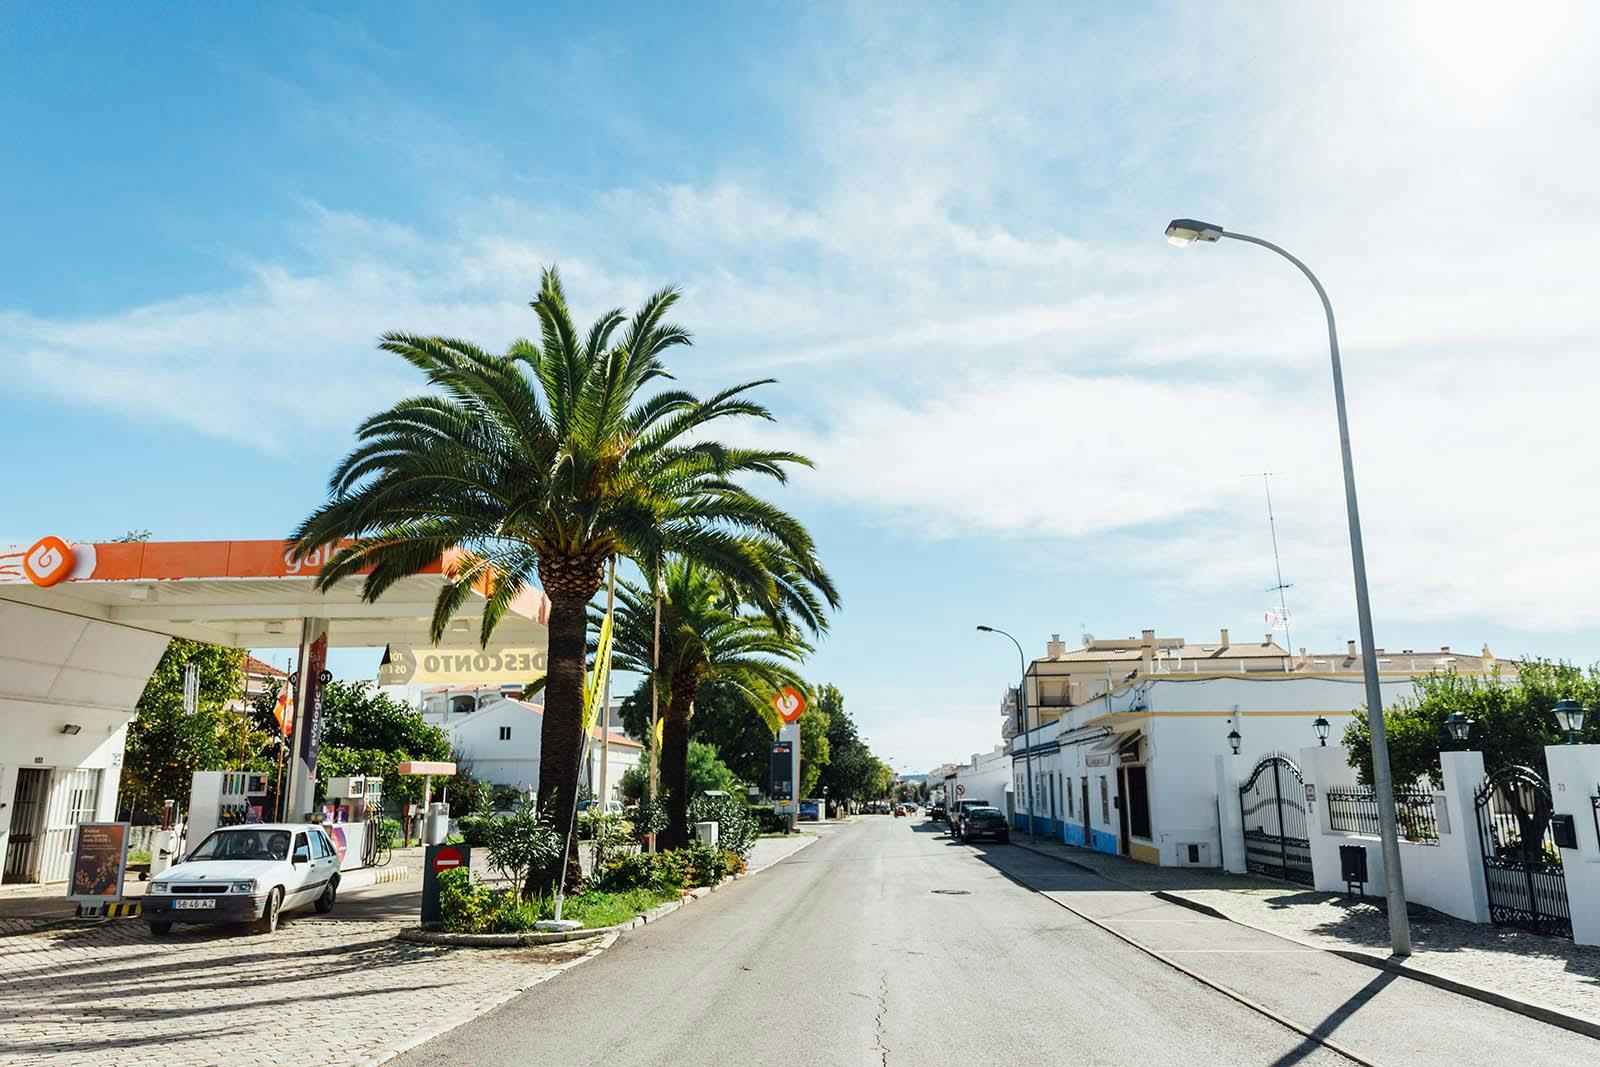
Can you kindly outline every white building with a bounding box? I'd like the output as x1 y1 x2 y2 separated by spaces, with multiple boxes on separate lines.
1 600 169 883
946 745 1012 816
444 698 642 803
1014 663 1505 869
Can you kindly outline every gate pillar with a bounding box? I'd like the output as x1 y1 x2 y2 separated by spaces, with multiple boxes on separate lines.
1543 744 1600 946
1215 754 1246 874
1440 750 1490 924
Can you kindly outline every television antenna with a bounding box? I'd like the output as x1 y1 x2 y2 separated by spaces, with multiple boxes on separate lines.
1245 472 1294 657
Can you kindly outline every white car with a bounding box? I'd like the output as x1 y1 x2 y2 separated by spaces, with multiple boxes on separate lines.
143 823 343 936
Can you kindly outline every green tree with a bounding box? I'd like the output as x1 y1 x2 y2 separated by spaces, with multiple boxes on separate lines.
685 740 739 795
120 640 251 820
609 558 820 847
816 685 879 802
1342 660 1600 787
313 680 451 809
798 702 830 798
291 269 831 893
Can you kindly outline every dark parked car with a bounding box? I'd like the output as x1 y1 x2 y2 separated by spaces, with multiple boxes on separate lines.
957 806 1010 843
927 805 946 822
948 797 992 839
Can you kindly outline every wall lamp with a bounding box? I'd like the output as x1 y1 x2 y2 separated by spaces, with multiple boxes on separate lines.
60 724 83 735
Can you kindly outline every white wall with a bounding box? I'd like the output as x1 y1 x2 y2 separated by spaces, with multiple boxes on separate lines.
950 749 1012 813
447 700 545 791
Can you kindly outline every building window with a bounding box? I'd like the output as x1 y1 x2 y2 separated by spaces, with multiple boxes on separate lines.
1066 776 1074 818
498 726 511 741
1099 776 1110 824
66 769 101 825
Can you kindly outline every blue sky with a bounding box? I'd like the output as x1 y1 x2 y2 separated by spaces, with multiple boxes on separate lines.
6 3 1600 771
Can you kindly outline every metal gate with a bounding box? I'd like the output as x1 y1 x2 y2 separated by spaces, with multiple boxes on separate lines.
1239 754 1313 885
3 768 48 883
1474 765 1570 939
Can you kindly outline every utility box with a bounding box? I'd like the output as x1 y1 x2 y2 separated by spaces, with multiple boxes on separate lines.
424 802 450 845
1339 843 1369 896
1551 813 1578 850
694 821 719 848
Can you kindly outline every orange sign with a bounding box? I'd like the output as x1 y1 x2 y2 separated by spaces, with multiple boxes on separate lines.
22 536 74 587
773 685 806 724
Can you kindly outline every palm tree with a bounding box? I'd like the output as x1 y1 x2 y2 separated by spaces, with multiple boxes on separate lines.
608 557 815 847
290 267 832 892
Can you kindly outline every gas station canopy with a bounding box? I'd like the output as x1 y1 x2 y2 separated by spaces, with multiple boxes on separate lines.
0 537 550 650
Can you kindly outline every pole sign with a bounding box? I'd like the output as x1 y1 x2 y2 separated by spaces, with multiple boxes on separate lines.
770 740 795 801
773 685 806 724
298 632 329 773
421 843 471 928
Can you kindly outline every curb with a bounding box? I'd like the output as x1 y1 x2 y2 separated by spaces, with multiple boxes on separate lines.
1150 890 1600 1044
395 835 819 949
1010 840 1600 1046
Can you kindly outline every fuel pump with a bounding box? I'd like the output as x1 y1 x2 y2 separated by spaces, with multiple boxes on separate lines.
148 799 181 879
186 771 270 851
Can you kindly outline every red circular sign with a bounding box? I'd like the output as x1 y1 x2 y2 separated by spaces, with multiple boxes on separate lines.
432 846 463 872
955 784 966 796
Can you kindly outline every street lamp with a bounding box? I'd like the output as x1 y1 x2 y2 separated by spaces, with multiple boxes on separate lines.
1554 699 1587 744
1226 727 1242 756
1444 711 1474 746
1312 716 1331 747
978 624 1036 842
1166 217 1413 957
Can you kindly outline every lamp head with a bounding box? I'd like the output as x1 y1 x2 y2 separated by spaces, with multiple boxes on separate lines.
1444 711 1473 743
1165 218 1224 246
976 625 994 633
1312 716 1331 745
1554 698 1586 737
1226 727 1242 755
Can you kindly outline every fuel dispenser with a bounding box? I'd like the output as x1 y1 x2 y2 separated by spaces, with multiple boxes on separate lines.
148 799 182 879
324 775 385 869
186 771 271 851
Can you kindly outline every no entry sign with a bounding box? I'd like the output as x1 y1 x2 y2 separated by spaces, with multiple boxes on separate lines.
421 843 471 927
432 846 464 872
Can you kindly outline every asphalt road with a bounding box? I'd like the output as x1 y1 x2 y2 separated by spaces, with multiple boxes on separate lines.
393 816 1379 1066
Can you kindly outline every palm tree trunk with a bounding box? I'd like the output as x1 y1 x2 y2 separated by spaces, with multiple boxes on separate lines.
528 553 605 896
657 673 699 850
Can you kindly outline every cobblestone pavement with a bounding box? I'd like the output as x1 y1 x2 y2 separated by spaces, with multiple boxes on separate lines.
1011 835 1600 1025
0 913 606 1067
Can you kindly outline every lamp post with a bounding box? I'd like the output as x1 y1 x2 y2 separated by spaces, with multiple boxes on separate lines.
1554 699 1587 745
1312 716 1331 747
978 625 1035 841
1165 217 1412 956
1444 712 1473 748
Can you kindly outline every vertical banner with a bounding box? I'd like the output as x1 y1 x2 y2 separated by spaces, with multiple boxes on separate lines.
67 822 130 904
299 632 330 773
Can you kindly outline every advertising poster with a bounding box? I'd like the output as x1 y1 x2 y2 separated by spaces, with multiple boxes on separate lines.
298 632 329 772
68 822 130 903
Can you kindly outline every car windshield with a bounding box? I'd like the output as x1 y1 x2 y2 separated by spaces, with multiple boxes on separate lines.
189 829 291 862
968 807 1001 818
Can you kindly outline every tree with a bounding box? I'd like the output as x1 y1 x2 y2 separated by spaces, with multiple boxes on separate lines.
609 558 819 847
816 685 879 802
685 740 739 795
310 680 452 809
798 702 830 798
291 268 831 893
1342 660 1600 787
120 640 251 821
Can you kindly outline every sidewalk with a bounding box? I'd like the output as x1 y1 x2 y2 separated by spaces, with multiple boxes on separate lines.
1008 835 1600 1034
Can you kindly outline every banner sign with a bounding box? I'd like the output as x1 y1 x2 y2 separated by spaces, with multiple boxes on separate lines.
378 644 547 687
299 632 329 773
68 822 131 903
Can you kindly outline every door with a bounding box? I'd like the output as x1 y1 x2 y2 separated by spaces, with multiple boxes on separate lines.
3 769 48 883
1475 765 1570 939
1238 755 1313 885
1116 768 1131 855
289 831 315 904
1081 778 1090 847
309 829 339 901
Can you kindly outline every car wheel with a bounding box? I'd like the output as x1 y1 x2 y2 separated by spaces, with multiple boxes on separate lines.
314 876 338 914
255 887 284 934
148 921 173 937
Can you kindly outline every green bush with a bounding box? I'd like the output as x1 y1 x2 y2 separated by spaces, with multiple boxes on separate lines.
377 817 400 851
596 850 690 894
689 793 758 858
680 841 743 886
629 791 669 848
483 799 561 896
457 814 495 847
437 867 493 933
748 804 787 835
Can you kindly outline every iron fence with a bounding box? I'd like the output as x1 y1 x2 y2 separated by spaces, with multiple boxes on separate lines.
1324 786 1440 843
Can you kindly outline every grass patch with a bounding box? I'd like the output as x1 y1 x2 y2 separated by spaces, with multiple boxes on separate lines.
555 887 680 929
127 849 152 866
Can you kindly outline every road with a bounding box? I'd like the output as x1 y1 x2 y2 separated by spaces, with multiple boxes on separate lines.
393 816 1599 1066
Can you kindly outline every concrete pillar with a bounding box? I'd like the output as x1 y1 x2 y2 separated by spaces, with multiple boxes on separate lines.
1215 754 1246 874
1301 744 1357 893
1544 744 1600 946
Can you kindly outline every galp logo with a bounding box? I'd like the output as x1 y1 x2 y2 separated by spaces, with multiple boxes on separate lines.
23 536 74 587
772 685 807 724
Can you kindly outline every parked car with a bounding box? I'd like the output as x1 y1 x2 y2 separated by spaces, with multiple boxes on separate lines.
927 804 947 822
956 805 1010 843
948 798 992 840
143 823 342 936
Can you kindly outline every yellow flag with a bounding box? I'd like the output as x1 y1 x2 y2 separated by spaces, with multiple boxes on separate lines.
582 607 614 734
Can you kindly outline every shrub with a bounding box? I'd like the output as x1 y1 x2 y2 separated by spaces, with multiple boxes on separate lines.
596 850 689 894
457 814 495 848
437 867 493 933
484 798 562 898
377 817 401 851
689 793 757 858
748 804 787 835
678 842 745 887
630 791 669 848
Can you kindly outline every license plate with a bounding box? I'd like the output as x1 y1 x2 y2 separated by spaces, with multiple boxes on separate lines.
174 898 216 910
